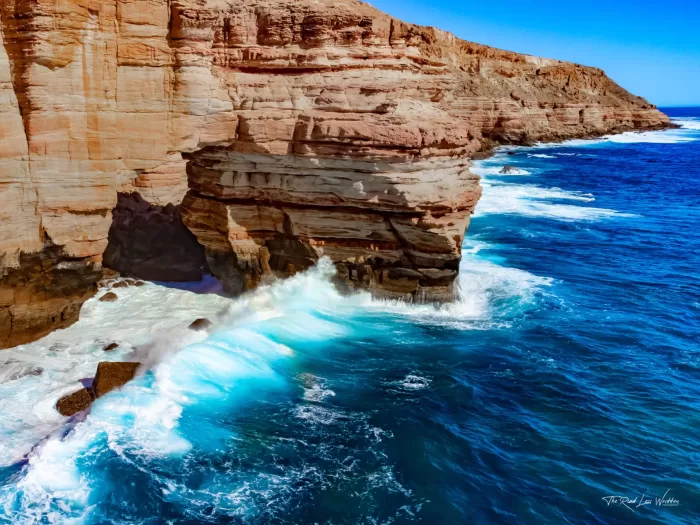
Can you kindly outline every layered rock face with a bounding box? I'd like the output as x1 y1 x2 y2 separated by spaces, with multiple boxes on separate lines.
0 0 670 348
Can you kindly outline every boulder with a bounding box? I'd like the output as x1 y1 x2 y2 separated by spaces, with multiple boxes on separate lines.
99 292 118 303
56 388 94 417
55 361 141 416
112 281 130 289
189 318 213 331
92 362 141 398
103 343 119 352
500 165 517 174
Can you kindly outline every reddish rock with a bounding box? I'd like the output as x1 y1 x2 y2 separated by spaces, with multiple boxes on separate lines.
92 362 141 398
103 343 120 352
56 388 94 417
0 0 672 347
189 319 213 331
99 293 118 303
55 361 141 416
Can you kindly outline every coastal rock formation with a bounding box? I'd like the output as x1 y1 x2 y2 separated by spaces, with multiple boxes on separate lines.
55 361 141 416
92 361 140 397
56 388 94 417
0 0 670 347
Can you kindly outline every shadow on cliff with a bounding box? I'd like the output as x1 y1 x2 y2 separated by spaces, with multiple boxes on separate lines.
103 193 210 283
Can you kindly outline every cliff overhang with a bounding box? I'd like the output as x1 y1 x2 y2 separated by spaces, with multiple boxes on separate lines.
0 0 671 348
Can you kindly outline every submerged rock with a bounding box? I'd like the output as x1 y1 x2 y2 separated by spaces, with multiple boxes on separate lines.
103 343 119 352
7 366 44 382
56 388 94 417
189 318 213 331
99 292 118 303
500 165 517 174
93 362 141 398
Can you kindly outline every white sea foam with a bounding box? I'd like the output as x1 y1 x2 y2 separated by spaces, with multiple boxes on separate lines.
603 129 697 144
515 121 700 149
0 280 228 469
673 117 700 131
528 153 556 159
470 165 532 176
0 262 358 522
473 178 634 221
0 249 557 522
395 375 431 391
457 251 553 313
299 373 336 403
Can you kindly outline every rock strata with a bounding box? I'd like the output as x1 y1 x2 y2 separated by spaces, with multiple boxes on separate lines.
0 0 671 347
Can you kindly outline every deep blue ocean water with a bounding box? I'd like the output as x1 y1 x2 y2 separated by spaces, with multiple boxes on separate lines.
1 109 699 524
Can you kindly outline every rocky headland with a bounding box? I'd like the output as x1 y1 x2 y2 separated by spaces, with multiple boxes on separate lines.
0 0 670 348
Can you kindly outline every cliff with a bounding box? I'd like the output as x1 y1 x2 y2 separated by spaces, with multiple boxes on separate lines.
0 0 669 348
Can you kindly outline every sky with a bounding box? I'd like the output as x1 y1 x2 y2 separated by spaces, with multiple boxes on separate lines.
368 0 699 107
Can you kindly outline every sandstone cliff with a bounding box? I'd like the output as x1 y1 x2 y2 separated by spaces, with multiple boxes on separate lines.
0 0 669 348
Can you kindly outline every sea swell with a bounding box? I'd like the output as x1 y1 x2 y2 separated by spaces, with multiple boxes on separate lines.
0 251 555 523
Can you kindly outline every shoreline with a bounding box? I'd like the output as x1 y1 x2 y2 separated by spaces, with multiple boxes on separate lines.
471 120 679 161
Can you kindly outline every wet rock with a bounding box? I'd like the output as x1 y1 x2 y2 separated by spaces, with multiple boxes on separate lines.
500 165 517 174
102 268 121 280
92 362 141 398
133 281 146 287
112 281 130 289
189 318 213 331
55 361 141 416
56 388 94 417
99 292 118 303
103 343 119 352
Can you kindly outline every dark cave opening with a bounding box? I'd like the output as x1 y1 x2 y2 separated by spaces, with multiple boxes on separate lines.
103 193 209 282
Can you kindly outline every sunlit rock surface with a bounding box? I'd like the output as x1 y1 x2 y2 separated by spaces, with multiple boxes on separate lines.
0 0 670 347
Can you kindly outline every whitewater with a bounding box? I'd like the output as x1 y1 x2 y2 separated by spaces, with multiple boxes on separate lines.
1 111 699 524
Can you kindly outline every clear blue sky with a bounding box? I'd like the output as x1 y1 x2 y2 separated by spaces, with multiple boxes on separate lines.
368 0 699 107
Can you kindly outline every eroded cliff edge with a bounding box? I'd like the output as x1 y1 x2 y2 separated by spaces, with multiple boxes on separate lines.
0 0 669 348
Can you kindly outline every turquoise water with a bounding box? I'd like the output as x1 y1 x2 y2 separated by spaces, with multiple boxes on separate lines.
1 109 699 524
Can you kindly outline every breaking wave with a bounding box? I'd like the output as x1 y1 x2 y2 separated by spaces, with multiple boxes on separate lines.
0 242 554 523
473 175 635 221
3 109 699 524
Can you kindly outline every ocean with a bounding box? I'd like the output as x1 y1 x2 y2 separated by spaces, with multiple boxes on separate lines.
0 108 699 524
